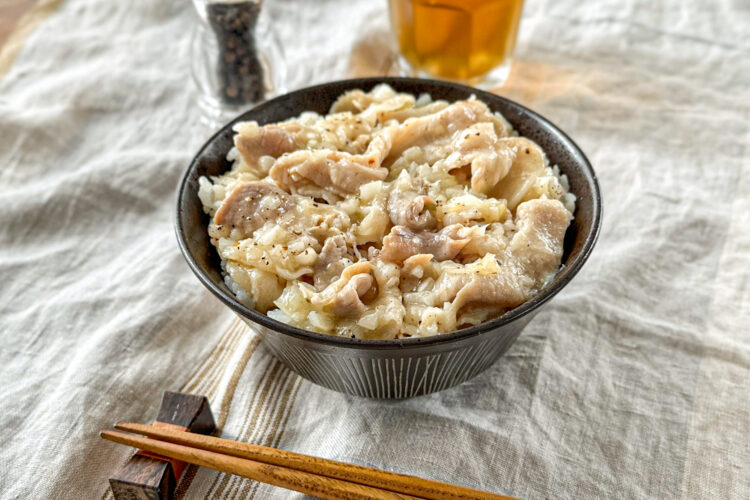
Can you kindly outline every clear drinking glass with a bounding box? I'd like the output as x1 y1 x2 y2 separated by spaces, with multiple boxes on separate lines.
388 0 524 88
191 0 286 127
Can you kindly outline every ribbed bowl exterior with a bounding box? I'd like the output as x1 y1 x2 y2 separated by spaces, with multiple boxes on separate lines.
177 77 601 400
244 314 534 399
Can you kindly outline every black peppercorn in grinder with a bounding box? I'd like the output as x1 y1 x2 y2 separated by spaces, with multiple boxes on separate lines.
206 0 265 105
191 0 285 125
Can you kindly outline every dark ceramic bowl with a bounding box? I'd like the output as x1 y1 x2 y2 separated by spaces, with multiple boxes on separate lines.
177 77 601 399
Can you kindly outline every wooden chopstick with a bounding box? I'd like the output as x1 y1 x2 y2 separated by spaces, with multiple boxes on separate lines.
104 422 515 500
101 429 418 499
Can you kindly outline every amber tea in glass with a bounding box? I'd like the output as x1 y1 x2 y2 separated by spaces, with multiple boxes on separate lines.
388 0 524 85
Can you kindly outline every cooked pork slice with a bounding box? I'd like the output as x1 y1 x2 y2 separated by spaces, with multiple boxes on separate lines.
314 234 351 289
380 224 482 263
269 148 388 198
434 199 571 313
212 181 292 239
492 137 548 210
384 100 497 162
329 89 375 113
450 267 530 312
377 101 449 124
332 273 374 318
425 256 529 317
509 198 572 282
234 123 298 174
442 122 516 195
330 85 409 116
331 86 423 125
387 190 436 231
311 262 375 318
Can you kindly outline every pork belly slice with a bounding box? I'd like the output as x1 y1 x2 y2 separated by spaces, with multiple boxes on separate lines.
379 224 484 263
434 199 572 313
234 122 300 174
212 181 292 239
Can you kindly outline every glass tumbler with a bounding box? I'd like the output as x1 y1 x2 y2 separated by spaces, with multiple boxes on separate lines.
388 0 524 88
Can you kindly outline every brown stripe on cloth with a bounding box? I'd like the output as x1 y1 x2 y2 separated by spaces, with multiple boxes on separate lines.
174 329 262 499
206 358 291 498
245 374 303 499
208 356 302 499
207 359 287 498
182 319 245 394
0 0 37 48
213 334 263 427
0 0 67 77
228 367 298 498
237 363 293 445
192 321 251 399
271 376 304 450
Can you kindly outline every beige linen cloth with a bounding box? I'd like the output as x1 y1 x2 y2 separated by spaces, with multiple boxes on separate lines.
1 0 748 498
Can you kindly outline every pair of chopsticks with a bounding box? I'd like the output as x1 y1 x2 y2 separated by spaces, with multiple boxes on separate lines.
101 423 516 499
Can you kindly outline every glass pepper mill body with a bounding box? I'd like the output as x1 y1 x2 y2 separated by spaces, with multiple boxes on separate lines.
192 0 285 127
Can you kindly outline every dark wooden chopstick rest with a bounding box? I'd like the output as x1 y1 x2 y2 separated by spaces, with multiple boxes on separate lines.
108 391 215 500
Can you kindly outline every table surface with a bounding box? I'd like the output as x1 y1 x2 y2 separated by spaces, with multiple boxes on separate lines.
0 1 748 499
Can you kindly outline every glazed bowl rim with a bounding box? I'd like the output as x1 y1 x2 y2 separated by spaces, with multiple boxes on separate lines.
176 76 602 351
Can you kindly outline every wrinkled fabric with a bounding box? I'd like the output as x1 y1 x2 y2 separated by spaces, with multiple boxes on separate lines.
0 0 748 499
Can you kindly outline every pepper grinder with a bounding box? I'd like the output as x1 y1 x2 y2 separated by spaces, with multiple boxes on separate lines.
191 0 286 127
